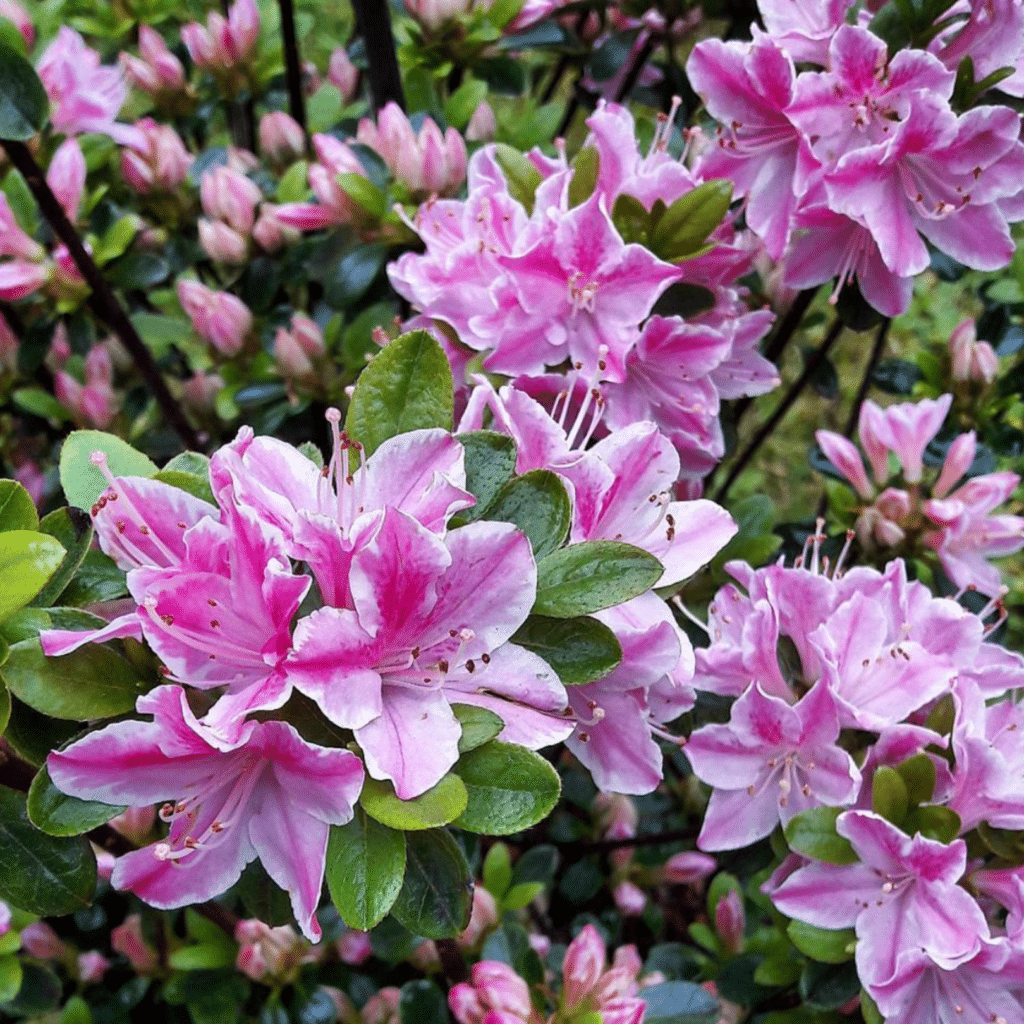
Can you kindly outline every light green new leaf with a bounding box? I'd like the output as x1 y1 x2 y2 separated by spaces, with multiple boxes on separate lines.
0 531 65 623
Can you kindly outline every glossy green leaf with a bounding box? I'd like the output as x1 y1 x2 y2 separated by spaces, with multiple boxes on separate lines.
611 193 650 246
398 979 448 1024
391 828 473 939
59 549 127 606
27 763 124 837
0 681 9 736
336 172 387 219
502 881 542 910
168 943 237 971
453 431 518 524
453 704 504 754
799 960 860 1011
895 754 936 806
61 995 94 1024
902 805 961 844
484 470 570 559
534 541 663 617
0 42 48 140
360 773 468 831
0 786 96 916
650 179 733 262
482 841 512 899
236 860 295 927
59 430 157 511
640 981 721 1024
153 469 215 505
12 387 70 423
0 479 37 532
512 614 622 684
31 508 93 608
326 807 407 930
787 921 856 964
493 144 542 214
0 532 65 623
453 741 560 835
3 637 141 720
567 145 599 208
784 807 858 865
872 766 909 825
345 330 454 455
2 696 79 766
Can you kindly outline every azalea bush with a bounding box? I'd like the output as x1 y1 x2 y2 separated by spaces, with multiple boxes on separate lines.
0 0 1023 1022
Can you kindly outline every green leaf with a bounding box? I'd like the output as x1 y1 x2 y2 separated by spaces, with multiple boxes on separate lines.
277 159 309 203
153 470 215 505
2 696 80 766
0 681 9 736
58 549 127 606
895 754 936 806
784 807 858 865
611 193 650 245
0 43 48 140
453 431 518 524
0 479 37 532
235 860 295 927
59 430 158 511
398 979 449 1024
452 704 504 754
444 78 488 129
336 172 387 219
493 144 542 215
0 531 65 623
754 956 802 988
799 960 860 1011
12 387 70 423
640 981 721 1024
31 508 93 608
391 827 473 939
567 145 600 208
0 953 21 1004
787 921 856 964
872 766 909 825
129 313 194 358
0 786 96 916
484 470 570 559
453 740 560 835
512 614 622 684
902 805 961 844
94 215 137 264
481 920 544 985
3 637 142 720
345 330 454 456
482 841 512 899
326 807 407 931
360 773 468 831
27 762 124 837
510 843 558 887
650 180 733 262
1 961 61 1016
501 881 542 910
534 541 663 617
169 943 238 971
61 995 95 1024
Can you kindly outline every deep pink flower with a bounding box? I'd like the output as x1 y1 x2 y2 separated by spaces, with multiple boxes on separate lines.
48 685 363 941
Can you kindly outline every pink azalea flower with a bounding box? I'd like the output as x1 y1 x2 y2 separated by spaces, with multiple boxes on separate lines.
121 119 193 194
48 685 364 941
181 0 260 73
858 394 952 484
287 510 571 798
275 134 370 231
769 810 988 991
120 25 186 96
687 681 861 850
37 28 145 149
177 280 253 355
754 0 855 64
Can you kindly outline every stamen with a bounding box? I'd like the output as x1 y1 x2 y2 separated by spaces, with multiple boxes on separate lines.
672 596 710 636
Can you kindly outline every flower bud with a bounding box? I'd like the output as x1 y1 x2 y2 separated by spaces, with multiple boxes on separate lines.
260 111 306 165
614 880 647 916
274 326 314 377
47 138 86 224
200 165 261 233
328 47 359 100
815 430 873 499
950 318 998 385
199 218 249 263
661 851 716 885
934 431 977 498
109 805 157 845
140 26 186 90
178 279 252 356
112 914 159 972
252 203 298 252
562 925 606 1010
0 0 34 48
465 101 496 142
21 921 69 961
403 0 473 32
336 929 373 965
182 371 224 412
714 890 745 954
472 961 533 1019
0 902 11 938
362 987 401 1024
77 950 109 983
122 119 193 194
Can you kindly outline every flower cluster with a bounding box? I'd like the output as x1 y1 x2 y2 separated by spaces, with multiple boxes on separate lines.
816 393 1024 595
688 0 1024 315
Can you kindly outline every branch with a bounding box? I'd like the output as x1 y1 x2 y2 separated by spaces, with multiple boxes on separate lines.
713 316 845 504
0 140 201 450
435 938 469 985
350 0 405 112
843 318 890 438
278 0 307 130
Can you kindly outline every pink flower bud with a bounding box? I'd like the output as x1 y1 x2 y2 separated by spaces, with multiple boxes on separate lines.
472 962 533 1019
449 983 486 1024
178 279 252 355
950 318 998 385
199 219 249 263
0 194 43 261
122 119 193 194
260 111 306 165
528 933 551 957
77 950 109 983
614 881 647 916
362 987 401 1024
816 430 873 499
0 313 16 373
182 371 224 412
21 921 69 961
109 805 157 845
274 326 314 377
140 26 186 90
0 259 49 301
0 0 34 48
93 844 116 881
200 165 261 233
466 101 497 142
562 925 606 1010
112 914 159 972
714 890 745 954
252 204 298 252
290 313 325 357
403 0 473 31
181 21 217 67
236 940 269 980
662 851 716 885
228 0 260 61
336 929 373 965
934 431 977 498
0 902 10 938
47 139 86 224
327 47 359 100
459 886 499 948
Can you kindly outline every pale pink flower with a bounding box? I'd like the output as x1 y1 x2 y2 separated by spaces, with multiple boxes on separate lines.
37 28 145 148
121 119 193 194
77 951 109 983
177 280 253 356
200 165 262 234
0 193 43 261
181 0 260 72
859 395 952 484
120 25 186 95
465 101 497 142
259 111 306 165
357 102 467 197
327 47 359 101
754 0 855 64
614 881 648 916
276 134 369 230
949 318 999 385
48 685 364 942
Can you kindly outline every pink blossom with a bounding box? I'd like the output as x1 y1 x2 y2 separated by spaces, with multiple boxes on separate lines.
259 111 306 166
337 929 373 965
111 914 158 973
715 890 745 953
181 0 260 73
0 194 43 261
77 951 109 983
949 318 999 385
357 102 467 197
200 165 262 234
20 921 69 961
120 26 186 95
122 119 193 194
177 280 253 355
0 0 33 48
662 851 717 885
404 0 475 32
276 134 369 230
198 219 248 264
466 101 497 142
327 47 359 101
754 0 855 64
859 395 952 484
37 28 145 148
562 925 646 1023
48 685 364 941
614 881 648 916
